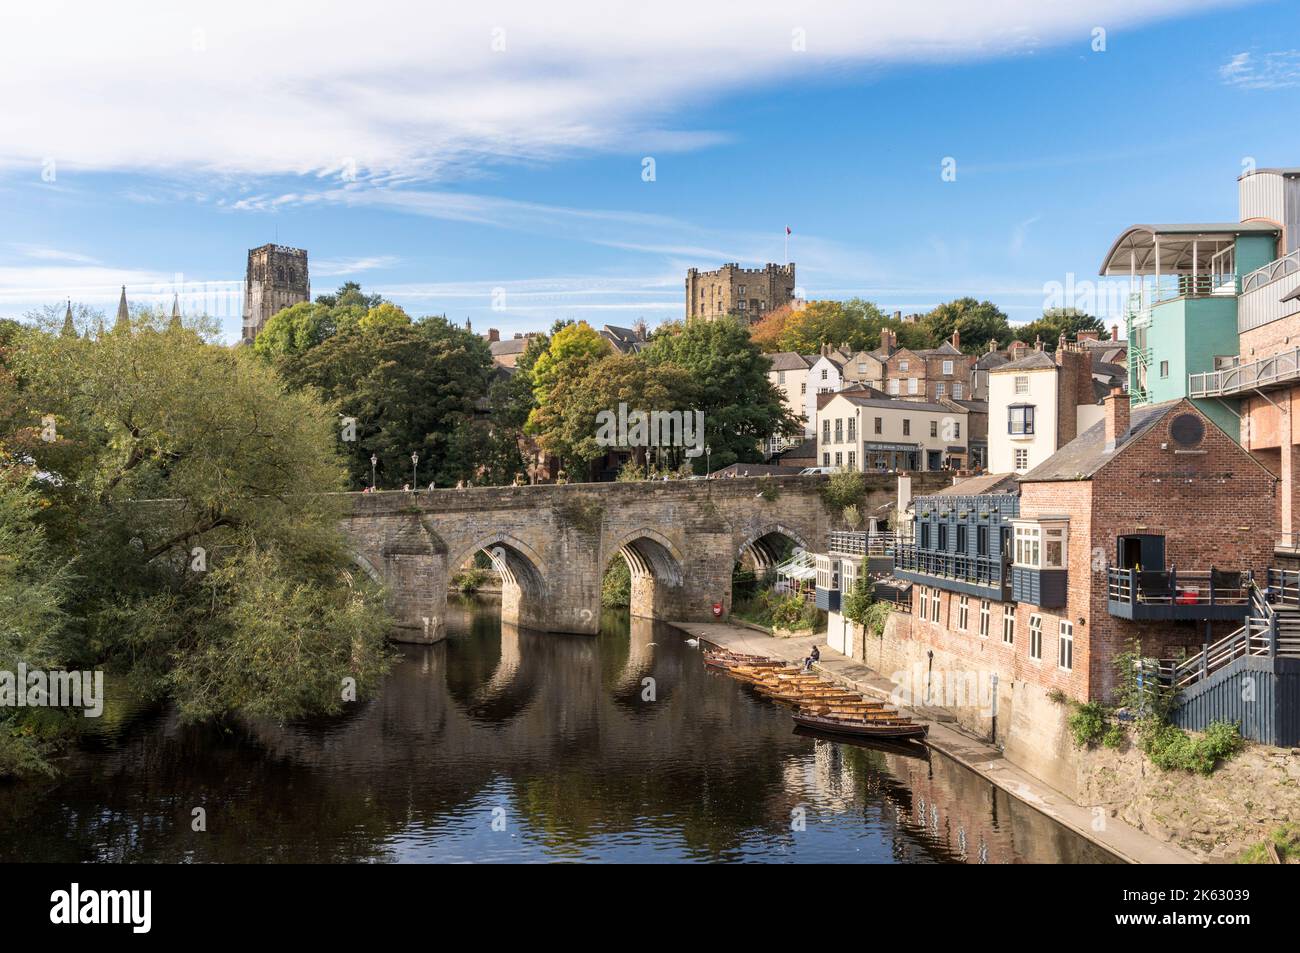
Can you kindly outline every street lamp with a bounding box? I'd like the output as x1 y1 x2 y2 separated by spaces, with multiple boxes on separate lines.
705 444 712 476
411 451 419 490
370 454 378 491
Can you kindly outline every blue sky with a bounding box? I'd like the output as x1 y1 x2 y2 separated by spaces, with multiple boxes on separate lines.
2 0 1299 341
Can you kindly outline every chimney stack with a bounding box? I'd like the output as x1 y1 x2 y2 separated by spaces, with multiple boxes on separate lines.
880 328 892 355
951 329 960 350
988 339 997 353
1104 387 1130 451
1077 330 1098 342
487 328 500 343
1111 323 1120 342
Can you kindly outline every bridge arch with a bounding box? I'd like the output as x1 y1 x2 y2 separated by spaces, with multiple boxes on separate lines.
454 534 549 631
737 523 809 572
606 528 687 619
348 550 384 585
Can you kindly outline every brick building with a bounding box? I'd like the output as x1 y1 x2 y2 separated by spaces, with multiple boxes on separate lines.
685 262 795 322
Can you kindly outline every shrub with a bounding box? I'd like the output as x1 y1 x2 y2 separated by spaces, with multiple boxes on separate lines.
1068 701 1107 747
601 557 631 608
1236 823 1300 864
1141 719 1243 776
821 470 866 512
1102 723 1125 750
454 567 490 594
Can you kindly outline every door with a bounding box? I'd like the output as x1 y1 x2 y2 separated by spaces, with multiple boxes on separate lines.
829 615 849 655
927 450 942 471
1117 534 1165 571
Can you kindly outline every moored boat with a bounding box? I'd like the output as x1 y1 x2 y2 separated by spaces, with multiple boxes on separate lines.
792 711 929 740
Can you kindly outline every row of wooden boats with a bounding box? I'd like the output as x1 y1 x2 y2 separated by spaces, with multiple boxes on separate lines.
703 649 929 741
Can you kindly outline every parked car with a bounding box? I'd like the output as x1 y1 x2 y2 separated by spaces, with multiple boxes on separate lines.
799 466 838 475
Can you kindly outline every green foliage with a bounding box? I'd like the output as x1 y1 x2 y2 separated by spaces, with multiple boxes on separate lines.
841 575 874 628
1141 720 1243 776
758 476 781 502
1236 823 1300 864
920 297 1011 354
1014 308 1107 347
1068 701 1108 748
602 557 631 608
732 588 819 632
4 319 393 768
821 469 866 512
278 317 493 489
454 567 490 594
643 317 799 473
842 503 862 530
1102 723 1126 750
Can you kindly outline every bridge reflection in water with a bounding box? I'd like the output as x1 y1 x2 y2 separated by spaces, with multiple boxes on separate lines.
2 599 1117 864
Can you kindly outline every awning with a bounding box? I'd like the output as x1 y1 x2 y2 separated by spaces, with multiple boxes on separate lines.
1099 223 1277 276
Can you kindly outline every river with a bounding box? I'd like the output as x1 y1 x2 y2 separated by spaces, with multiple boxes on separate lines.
1 598 1117 863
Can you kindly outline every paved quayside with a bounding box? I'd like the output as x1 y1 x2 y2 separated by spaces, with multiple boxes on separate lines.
669 621 1200 865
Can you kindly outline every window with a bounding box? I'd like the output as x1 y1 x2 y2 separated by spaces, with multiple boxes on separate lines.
1058 620 1074 671
976 525 988 556
847 418 856 442
957 596 969 630
917 586 927 616
903 419 911 436
908 377 918 395
978 600 990 638
937 523 948 551
815 555 837 590
928 420 937 438
1008 404 1035 435
821 368 828 381
857 363 867 374
841 558 856 597
1160 360 1169 378
777 370 786 384
1014 448 1029 471
899 360 909 371
835 419 843 443
1002 605 1015 645
942 360 954 376
1029 615 1043 660
822 452 830 466
737 300 747 311
738 285 747 295
847 451 856 469
930 588 941 622
874 416 882 434
834 452 843 468
935 381 948 398
956 524 967 553
1014 375 1029 395
1013 520 1068 569
953 382 964 400
919 522 930 548
954 422 961 438
801 383 806 395
888 379 900 395
822 419 831 443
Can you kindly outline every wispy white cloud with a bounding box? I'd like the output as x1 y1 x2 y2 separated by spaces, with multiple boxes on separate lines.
312 255 402 277
0 1 1240 182
5 244 102 265
1219 50 1300 89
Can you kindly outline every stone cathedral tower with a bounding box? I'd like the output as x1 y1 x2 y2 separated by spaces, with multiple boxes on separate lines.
241 244 310 344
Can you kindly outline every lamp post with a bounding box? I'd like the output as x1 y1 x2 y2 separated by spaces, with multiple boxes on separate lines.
370 454 378 491
705 444 712 477
411 451 419 490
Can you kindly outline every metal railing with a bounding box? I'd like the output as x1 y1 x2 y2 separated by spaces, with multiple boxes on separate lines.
827 531 900 557
894 544 1003 588
1106 567 1250 608
1189 346 1300 398
1242 249 1300 294
1128 276 1240 321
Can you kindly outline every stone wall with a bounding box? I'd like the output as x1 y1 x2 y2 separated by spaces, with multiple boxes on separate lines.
341 473 948 643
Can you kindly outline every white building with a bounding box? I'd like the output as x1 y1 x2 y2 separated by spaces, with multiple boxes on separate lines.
987 347 1100 475
816 392 969 473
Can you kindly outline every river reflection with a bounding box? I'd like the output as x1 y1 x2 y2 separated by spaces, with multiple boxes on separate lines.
0 599 1117 863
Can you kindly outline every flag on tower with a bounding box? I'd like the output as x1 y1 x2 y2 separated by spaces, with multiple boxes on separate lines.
785 226 791 235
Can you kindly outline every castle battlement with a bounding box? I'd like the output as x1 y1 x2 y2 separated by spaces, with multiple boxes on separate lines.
685 261 796 323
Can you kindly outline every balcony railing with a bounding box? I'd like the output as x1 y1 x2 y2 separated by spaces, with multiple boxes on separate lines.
1127 276 1240 322
1242 249 1300 294
1106 567 1250 621
827 531 900 557
1189 346 1300 398
894 544 1004 589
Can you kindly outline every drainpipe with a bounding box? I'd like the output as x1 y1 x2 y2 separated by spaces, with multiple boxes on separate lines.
925 649 934 706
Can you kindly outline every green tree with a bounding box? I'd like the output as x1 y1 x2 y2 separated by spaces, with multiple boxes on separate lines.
280 317 493 488
1013 308 1108 346
643 317 799 472
921 298 1012 354
8 318 392 752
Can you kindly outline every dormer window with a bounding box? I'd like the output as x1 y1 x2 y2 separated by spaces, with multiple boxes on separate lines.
1012 519 1068 570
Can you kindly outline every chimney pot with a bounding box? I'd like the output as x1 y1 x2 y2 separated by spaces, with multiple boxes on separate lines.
1112 323 1120 342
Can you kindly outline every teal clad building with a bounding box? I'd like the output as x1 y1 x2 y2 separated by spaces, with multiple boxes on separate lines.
1099 218 1281 439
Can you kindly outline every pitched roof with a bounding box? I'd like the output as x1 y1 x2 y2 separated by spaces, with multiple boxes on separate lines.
923 341 963 356
768 351 811 371
993 350 1057 372
976 351 1010 370
924 472 1020 498
828 393 963 415
1019 399 1178 483
490 338 528 356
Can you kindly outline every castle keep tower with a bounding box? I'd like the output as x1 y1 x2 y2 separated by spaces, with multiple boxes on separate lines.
685 262 795 322
241 244 309 343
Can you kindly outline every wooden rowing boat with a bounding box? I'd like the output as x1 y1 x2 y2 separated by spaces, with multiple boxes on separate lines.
792 711 929 740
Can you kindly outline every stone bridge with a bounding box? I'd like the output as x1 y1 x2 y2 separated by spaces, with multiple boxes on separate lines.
341 473 946 642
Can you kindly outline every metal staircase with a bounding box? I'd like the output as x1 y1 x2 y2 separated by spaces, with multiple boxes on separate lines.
1160 582 1300 692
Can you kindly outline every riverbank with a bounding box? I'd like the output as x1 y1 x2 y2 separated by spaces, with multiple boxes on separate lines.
668 620 1200 865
